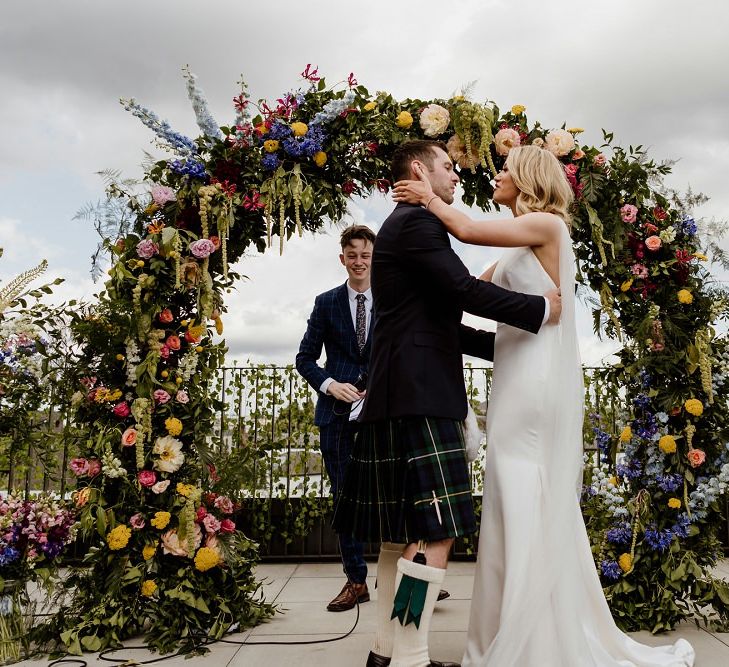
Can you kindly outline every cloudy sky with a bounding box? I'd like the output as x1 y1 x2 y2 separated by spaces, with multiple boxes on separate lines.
1 0 728 368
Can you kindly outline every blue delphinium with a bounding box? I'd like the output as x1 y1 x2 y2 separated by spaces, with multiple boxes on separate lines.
679 216 698 237
638 369 652 389
282 137 305 158
657 473 683 493
616 459 643 481
0 546 20 566
644 524 673 552
672 514 690 539
182 66 223 141
262 153 280 171
633 394 651 410
606 522 632 546
600 560 622 581
309 90 356 126
169 159 208 180
121 98 199 156
269 120 293 141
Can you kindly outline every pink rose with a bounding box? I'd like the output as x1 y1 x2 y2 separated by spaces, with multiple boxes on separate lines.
151 479 170 494
113 402 131 418
203 514 221 534
158 309 174 324
136 239 159 259
620 204 638 224
631 263 648 279
196 506 208 522
159 345 170 360
130 513 146 529
190 238 216 259
161 524 201 557
572 148 585 160
644 223 659 234
593 153 607 167
151 185 176 206
214 496 234 514
165 335 181 351
651 342 665 352
121 427 138 447
70 458 89 476
687 448 706 468
154 389 171 405
138 470 157 487
220 518 236 534
645 235 662 252
175 390 190 404
87 459 102 477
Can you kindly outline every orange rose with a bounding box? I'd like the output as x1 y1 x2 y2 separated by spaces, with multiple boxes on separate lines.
687 448 706 468
121 427 138 447
158 309 174 324
166 335 181 351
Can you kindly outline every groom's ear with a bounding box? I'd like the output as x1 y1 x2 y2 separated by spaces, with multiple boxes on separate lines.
410 159 424 177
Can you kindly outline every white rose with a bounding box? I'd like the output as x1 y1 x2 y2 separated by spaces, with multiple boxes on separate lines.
419 104 451 137
494 128 521 156
659 226 677 243
545 129 575 157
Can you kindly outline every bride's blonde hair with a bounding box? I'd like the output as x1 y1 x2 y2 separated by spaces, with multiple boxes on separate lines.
505 145 574 225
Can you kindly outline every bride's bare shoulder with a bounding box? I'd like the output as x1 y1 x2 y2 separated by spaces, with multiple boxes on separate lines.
515 212 564 238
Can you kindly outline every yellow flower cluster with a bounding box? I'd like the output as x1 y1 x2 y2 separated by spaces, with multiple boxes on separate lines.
684 399 703 417
165 417 183 436
363 101 377 111
567 127 585 134
194 546 221 572
668 498 682 509
263 139 279 153
142 544 156 561
677 289 693 304
94 387 123 403
290 121 308 137
619 426 632 443
141 579 157 597
107 525 132 551
658 435 677 454
396 111 413 129
313 151 327 167
151 511 171 530
618 553 633 573
511 104 526 115
177 482 195 497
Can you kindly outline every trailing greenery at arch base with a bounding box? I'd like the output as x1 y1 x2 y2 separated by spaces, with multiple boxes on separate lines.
39 65 729 654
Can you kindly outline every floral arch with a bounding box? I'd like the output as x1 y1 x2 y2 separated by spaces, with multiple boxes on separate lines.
53 66 729 653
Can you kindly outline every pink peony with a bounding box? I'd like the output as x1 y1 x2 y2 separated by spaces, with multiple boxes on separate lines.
494 128 521 156
130 513 146 529
645 235 662 252
121 427 138 447
620 204 638 224
151 479 170 494
687 449 706 468
70 458 90 476
203 514 221 534
150 185 176 206
220 518 236 534
159 345 170 360
136 239 159 259
113 402 131 418
175 390 190 404
631 263 649 279
545 129 575 157
190 239 216 259
593 153 607 167
153 389 171 404
214 495 235 514
87 459 102 477
138 470 157 487
161 524 201 557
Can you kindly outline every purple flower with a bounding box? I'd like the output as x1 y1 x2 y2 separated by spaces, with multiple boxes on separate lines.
644 525 673 552
601 560 622 581
672 515 690 539
169 159 208 180
657 473 683 493
679 216 697 237
282 137 305 158
262 153 280 171
268 120 292 140
606 522 632 546
633 394 651 410
616 460 643 481
136 239 159 259
189 238 216 259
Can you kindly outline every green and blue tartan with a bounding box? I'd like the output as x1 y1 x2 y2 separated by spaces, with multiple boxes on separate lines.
332 416 476 543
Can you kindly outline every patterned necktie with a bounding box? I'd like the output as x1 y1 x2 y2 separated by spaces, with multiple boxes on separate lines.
355 293 367 352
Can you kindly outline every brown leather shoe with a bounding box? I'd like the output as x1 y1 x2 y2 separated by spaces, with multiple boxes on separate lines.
365 651 390 666
327 581 370 612
437 588 450 601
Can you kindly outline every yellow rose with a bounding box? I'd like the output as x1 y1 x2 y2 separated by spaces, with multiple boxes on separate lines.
619 426 632 443
618 553 633 573
165 417 183 436
363 101 377 111
684 398 703 417
151 511 171 530
620 279 633 293
395 111 414 129
511 104 526 115
668 497 682 509
567 127 585 134
677 289 693 304
141 579 157 597
263 139 280 153
142 544 156 561
194 546 221 572
107 525 132 551
658 435 677 454
290 122 308 137
313 151 327 167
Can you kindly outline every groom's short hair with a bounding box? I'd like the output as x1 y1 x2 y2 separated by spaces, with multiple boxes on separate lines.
391 140 448 181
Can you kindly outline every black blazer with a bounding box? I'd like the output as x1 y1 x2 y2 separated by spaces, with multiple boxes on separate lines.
359 203 545 422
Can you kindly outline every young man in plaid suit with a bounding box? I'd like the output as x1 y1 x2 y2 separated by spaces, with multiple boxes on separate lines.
296 225 377 612
333 141 561 667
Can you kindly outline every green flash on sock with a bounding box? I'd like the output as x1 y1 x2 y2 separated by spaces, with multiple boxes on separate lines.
391 574 429 628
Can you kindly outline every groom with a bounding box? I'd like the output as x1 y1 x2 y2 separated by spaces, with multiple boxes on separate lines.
333 140 561 667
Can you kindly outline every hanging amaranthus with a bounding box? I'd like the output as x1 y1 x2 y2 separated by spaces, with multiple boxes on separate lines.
131 397 152 471
695 328 714 404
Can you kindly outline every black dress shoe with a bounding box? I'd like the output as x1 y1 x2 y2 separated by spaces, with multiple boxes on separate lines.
429 662 460 667
436 588 450 602
365 651 390 666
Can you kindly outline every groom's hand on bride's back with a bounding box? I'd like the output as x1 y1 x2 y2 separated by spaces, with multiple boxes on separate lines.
544 287 562 325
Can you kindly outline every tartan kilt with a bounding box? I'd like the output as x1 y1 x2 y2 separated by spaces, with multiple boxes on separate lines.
332 416 476 544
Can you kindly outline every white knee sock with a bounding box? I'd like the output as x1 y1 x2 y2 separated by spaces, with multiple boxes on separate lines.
371 542 404 658
390 557 446 667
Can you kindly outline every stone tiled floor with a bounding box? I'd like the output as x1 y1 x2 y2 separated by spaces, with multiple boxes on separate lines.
16 560 729 666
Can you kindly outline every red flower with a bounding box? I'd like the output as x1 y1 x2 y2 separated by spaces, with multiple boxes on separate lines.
208 464 220 482
653 206 667 221
158 309 174 324
301 63 320 82
675 249 693 265
209 236 221 250
159 345 170 360
233 94 249 112
242 191 265 211
643 223 659 234
113 402 131 418
375 179 391 193
347 72 358 88
367 142 379 155
87 459 102 477
166 335 181 351
138 470 157 487
185 330 201 344
196 506 208 522
342 181 356 196
220 519 236 534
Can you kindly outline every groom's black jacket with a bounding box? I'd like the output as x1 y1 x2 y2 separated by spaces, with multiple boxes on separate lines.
359 203 545 422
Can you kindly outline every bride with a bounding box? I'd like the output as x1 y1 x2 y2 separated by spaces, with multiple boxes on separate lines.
392 145 695 667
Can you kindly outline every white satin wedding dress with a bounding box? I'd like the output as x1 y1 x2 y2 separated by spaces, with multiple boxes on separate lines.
462 223 695 667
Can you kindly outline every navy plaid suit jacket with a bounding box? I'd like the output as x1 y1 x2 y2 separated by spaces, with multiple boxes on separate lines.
296 282 371 427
